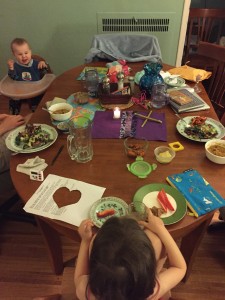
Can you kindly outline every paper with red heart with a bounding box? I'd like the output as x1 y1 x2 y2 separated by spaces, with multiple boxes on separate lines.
23 174 106 226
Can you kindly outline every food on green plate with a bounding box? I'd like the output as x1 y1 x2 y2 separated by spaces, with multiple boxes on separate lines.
184 116 218 139
15 124 53 149
150 206 165 217
97 208 115 218
157 189 175 212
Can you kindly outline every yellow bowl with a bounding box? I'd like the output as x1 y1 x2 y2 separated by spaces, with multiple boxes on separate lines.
154 146 175 164
49 103 73 121
205 139 225 164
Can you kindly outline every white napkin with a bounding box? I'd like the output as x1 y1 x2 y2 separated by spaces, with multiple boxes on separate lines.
46 97 66 109
16 156 48 175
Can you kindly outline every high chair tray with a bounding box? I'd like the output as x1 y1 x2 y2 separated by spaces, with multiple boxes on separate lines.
0 74 56 99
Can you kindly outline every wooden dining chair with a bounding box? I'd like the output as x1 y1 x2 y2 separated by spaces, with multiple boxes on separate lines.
183 8 225 66
196 41 225 119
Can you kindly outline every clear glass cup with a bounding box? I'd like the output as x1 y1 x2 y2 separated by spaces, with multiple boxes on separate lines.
84 68 99 97
67 117 93 163
127 202 148 221
193 74 202 93
151 83 169 108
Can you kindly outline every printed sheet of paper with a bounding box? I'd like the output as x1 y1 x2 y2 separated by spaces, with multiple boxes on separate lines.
23 174 106 226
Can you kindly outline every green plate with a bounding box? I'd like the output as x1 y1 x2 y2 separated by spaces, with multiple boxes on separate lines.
164 76 185 87
133 183 187 225
89 197 128 228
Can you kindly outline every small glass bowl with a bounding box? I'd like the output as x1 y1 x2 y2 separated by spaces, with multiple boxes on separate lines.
154 146 175 164
124 137 149 158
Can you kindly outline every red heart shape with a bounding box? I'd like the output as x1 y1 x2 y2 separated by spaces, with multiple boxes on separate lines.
53 187 81 208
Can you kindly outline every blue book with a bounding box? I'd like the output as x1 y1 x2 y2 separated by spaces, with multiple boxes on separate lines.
166 169 225 217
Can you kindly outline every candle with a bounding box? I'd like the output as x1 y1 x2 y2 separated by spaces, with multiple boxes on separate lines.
113 107 121 119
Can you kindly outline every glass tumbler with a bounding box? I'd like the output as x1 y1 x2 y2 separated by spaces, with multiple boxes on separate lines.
127 202 148 221
84 68 99 97
151 83 169 109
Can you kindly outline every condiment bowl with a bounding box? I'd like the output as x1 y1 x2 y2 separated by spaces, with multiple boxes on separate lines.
205 139 225 164
124 137 149 158
49 103 73 121
154 146 175 163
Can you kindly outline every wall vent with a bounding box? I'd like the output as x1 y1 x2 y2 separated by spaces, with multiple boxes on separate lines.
101 18 170 33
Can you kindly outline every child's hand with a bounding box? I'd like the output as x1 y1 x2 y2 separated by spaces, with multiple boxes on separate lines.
38 61 48 69
7 59 14 70
139 208 164 234
78 219 94 243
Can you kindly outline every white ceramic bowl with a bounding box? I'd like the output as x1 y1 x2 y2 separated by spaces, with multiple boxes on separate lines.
49 103 73 121
154 146 176 164
205 139 225 164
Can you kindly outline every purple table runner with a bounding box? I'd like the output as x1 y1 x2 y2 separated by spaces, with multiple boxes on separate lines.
92 111 167 141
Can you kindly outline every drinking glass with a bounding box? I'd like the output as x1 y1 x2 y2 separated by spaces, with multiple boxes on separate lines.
67 117 93 163
194 74 202 93
127 202 148 221
84 68 99 97
151 83 169 108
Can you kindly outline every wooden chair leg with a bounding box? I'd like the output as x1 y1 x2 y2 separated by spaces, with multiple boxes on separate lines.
36 217 64 275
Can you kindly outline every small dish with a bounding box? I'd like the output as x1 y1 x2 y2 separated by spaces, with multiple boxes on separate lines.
49 103 73 121
89 197 128 228
154 146 175 163
124 137 149 158
164 76 185 87
205 139 225 164
56 121 70 133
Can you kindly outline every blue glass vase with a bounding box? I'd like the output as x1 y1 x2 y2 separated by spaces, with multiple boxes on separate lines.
139 62 164 97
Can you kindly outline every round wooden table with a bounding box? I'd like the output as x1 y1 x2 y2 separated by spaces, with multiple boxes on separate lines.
10 62 222 282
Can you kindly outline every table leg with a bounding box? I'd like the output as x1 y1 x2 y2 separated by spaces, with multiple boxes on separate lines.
36 217 64 275
180 215 213 282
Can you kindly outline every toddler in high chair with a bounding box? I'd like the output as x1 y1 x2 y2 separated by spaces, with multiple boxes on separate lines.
7 37 49 114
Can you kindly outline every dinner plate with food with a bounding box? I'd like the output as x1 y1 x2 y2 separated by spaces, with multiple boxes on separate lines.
5 123 58 153
176 116 225 142
89 196 128 228
133 183 187 225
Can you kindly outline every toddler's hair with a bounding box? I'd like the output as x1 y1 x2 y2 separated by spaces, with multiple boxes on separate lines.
89 216 157 300
10 38 30 52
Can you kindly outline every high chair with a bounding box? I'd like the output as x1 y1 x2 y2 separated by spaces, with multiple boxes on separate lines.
0 55 55 114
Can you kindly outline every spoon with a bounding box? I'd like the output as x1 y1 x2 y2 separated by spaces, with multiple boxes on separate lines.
175 114 191 128
42 107 53 113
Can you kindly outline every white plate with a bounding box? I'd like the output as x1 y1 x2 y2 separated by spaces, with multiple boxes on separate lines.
89 197 128 228
176 116 225 142
5 124 58 153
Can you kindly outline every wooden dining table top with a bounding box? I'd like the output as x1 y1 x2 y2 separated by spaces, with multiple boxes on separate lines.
10 61 224 235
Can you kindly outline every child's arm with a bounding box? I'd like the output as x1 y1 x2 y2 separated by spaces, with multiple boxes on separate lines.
7 59 18 80
74 219 94 292
140 209 187 298
38 60 48 69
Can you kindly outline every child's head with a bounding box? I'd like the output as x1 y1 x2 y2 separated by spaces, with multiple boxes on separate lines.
10 38 32 65
89 217 156 300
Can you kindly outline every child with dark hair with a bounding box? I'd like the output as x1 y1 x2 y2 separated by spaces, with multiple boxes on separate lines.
7 37 49 114
75 209 186 300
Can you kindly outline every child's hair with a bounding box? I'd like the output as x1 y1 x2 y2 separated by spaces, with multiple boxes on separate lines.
10 38 30 53
89 217 156 300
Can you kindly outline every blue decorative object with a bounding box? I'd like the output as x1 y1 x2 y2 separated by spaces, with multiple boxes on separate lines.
139 62 164 97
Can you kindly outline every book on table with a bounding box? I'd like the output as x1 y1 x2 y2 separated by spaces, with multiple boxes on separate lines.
166 169 225 217
167 88 210 113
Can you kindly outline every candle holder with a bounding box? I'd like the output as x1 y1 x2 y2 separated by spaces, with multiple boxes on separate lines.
113 107 121 119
